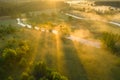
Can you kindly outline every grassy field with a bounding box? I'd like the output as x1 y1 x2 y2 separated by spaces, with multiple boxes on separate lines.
0 18 17 26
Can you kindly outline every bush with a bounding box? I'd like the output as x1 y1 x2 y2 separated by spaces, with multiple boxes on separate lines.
0 68 6 79
7 76 14 80
28 76 35 80
32 62 47 80
32 61 68 80
19 58 28 68
2 48 17 61
21 72 29 80
0 24 17 36
101 32 120 54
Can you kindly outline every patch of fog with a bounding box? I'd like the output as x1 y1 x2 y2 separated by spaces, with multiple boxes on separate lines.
21 19 27 22
18 22 26 27
41 28 45 32
34 26 40 30
26 24 32 29
66 35 101 48
17 18 32 28
109 21 120 27
16 18 59 35
46 30 49 33
17 18 20 22
52 30 59 35
17 18 26 27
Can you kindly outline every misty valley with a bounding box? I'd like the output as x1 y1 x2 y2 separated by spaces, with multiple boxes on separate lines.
0 0 120 80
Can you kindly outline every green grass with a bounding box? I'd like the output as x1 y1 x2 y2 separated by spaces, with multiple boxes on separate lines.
0 19 17 26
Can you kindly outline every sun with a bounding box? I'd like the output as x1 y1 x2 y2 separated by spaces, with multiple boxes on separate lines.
45 0 64 8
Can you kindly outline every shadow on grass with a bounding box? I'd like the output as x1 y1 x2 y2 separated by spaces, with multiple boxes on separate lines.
33 32 47 62
61 37 88 80
111 62 120 80
44 33 57 68
35 32 58 69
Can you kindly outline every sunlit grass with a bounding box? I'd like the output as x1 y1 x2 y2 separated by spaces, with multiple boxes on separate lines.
73 39 118 80
26 30 42 65
54 33 66 74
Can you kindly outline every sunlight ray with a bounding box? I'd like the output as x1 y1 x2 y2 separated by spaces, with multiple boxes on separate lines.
29 30 42 65
54 34 66 74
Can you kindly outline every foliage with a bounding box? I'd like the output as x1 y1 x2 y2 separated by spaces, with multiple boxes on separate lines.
21 72 29 80
60 24 71 36
0 39 31 79
28 76 35 80
32 62 47 80
32 61 68 80
101 32 120 54
2 48 17 61
0 36 68 80
0 24 17 36
7 76 14 80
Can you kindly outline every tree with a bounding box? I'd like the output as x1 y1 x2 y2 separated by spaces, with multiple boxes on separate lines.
7 76 14 80
18 40 29 52
2 48 17 61
50 72 68 80
28 76 35 80
2 48 17 68
21 72 29 80
0 67 6 79
19 58 28 68
102 32 120 54
32 61 68 80
32 61 47 80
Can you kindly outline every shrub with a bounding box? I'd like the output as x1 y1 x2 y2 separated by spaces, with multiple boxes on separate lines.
32 62 47 80
32 61 68 80
2 48 17 61
21 72 29 80
101 32 120 54
0 24 17 36
28 76 35 80
7 76 14 80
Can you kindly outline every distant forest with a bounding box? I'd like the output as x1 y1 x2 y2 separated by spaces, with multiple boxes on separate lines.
0 1 67 16
95 1 120 8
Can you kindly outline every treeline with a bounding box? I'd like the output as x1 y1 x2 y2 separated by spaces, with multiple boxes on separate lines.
95 1 120 8
0 1 67 16
0 24 18 37
101 32 120 55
